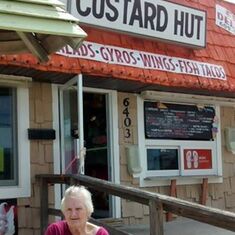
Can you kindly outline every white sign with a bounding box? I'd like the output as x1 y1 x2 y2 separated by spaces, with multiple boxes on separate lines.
71 0 206 48
216 4 235 34
58 41 226 80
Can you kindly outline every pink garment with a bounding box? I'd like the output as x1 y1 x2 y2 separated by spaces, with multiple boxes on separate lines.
44 220 109 235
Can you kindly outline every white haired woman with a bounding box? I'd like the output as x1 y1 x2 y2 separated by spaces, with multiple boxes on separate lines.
45 186 109 235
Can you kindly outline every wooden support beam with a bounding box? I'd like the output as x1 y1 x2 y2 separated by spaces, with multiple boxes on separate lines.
149 199 164 235
166 179 177 221
16 31 49 62
200 178 208 205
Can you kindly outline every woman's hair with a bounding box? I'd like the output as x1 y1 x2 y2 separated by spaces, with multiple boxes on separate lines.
61 185 94 217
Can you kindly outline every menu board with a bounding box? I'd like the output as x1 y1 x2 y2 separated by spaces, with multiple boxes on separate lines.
144 102 215 140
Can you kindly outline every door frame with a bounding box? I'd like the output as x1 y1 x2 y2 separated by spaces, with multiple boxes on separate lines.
52 75 121 218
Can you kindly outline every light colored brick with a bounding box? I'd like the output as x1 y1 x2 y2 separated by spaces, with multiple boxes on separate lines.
133 203 143 218
189 184 200 201
159 186 169 195
29 82 41 100
220 107 233 127
42 100 52 122
41 121 53 129
18 229 34 235
143 205 149 215
185 185 192 198
132 177 140 186
25 207 33 227
120 164 132 182
17 198 31 206
212 183 224 200
29 99 35 122
223 162 234 178
45 144 53 163
30 121 40 129
31 164 51 184
211 198 225 210
42 83 52 102
120 146 126 165
128 216 136 225
119 126 135 145
35 99 44 123
30 184 40 207
33 229 41 235
118 93 137 129
225 193 235 208
123 127 134 144
206 196 212 207
32 208 40 228
230 208 235 213
223 177 232 195
141 215 150 224
132 126 138 145
122 200 136 217
38 143 45 165
17 207 27 227
126 107 137 127
229 176 235 193
122 217 129 225
118 128 124 145
177 185 187 199
223 152 235 163
30 142 40 164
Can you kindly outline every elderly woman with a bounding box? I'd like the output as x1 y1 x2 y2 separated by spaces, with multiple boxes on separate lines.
45 186 109 235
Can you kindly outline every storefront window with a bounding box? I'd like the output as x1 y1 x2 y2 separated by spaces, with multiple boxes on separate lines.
0 84 30 199
138 97 222 186
0 88 18 186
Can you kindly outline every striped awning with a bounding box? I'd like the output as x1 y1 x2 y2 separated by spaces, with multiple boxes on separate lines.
0 0 87 62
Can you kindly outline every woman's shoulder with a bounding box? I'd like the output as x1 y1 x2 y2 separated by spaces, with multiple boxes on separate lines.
96 226 109 235
45 220 71 235
87 223 109 235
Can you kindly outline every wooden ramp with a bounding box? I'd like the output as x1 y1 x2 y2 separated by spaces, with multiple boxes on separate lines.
36 174 235 235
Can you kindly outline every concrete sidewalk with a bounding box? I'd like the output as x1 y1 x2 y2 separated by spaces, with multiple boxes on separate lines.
118 217 235 235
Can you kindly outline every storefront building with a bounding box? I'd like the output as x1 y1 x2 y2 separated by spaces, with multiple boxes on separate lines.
1 0 235 234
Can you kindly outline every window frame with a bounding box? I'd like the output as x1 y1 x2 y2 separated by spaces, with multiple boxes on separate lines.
137 96 222 187
146 146 180 176
0 86 30 198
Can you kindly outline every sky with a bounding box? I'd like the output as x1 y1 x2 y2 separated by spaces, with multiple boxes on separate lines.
224 0 235 3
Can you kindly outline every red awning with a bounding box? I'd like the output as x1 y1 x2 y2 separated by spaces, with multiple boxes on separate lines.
0 1 235 96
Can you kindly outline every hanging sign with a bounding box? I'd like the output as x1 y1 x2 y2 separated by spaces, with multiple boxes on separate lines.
184 149 212 170
71 0 206 48
216 4 235 34
58 42 226 80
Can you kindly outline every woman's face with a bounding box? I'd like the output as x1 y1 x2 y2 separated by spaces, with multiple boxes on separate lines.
63 195 89 230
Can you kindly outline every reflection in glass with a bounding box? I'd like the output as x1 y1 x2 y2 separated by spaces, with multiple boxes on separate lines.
0 88 18 185
147 149 179 170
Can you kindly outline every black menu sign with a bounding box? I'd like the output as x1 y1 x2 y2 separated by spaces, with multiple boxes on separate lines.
144 102 215 140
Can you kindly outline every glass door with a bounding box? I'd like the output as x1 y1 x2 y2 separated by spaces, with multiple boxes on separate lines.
60 76 112 218
83 92 110 218
60 76 84 175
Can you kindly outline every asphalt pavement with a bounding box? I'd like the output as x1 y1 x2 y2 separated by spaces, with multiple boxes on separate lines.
118 217 235 235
